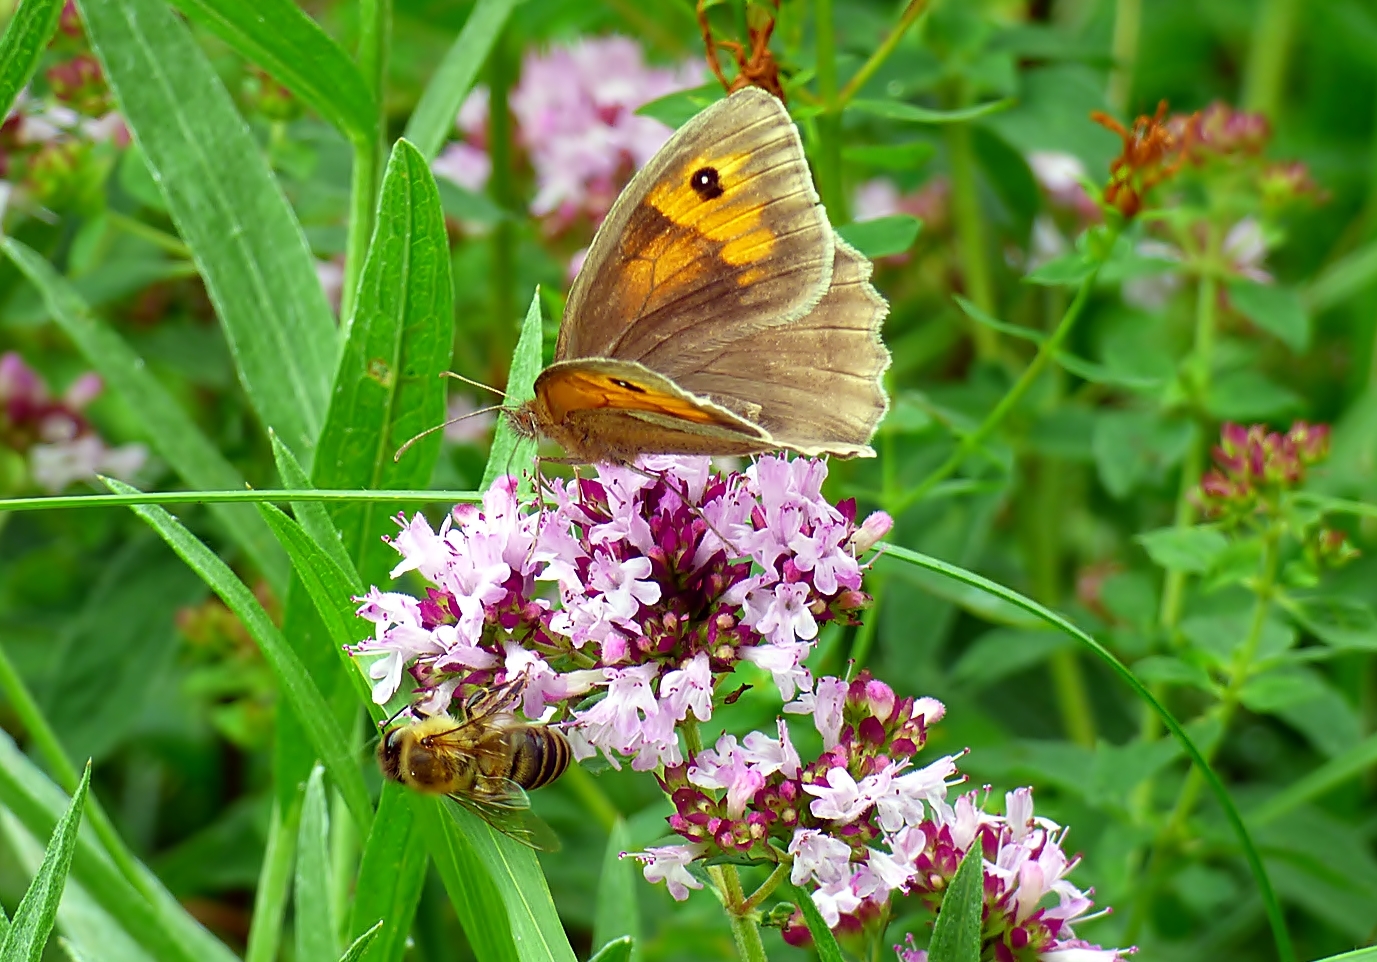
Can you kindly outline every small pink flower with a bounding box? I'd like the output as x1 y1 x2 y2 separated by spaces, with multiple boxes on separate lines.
433 140 491 193
788 828 853 886
750 582 818 646
660 652 713 724
627 843 705 901
741 718 801 778
804 766 872 822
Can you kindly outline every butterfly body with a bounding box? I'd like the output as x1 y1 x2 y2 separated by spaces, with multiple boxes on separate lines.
513 86 891 465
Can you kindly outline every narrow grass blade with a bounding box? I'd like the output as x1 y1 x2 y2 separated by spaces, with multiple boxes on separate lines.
420 795 577 962
0 762 91 962
338 920 385 962
592 819 639 958
875 541 1294 962
481 289 542 492
79 0 338 460
295 766 341 962
0 0 62 118
314 138 451 586
245 795 302 962
162 0 376 145
404 0 520 160
926 845 983 962
347 782 428 962
0 734 236 962
2 238 289 595
105 477 372 836
778 883 843 962
271 432 357 577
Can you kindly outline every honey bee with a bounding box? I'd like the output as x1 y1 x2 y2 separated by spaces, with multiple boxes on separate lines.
377 678 570 849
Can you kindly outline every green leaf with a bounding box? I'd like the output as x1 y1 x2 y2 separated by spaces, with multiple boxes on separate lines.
0 762 91 962
0 732 237 962
404 0 521 160
835 214 922 258
842 140 936 171
246 796 301 962
80 0 338 460
295 766 340 962
104 477 372 836
952 294 1045 343
634 83 723 128
1227 280 1310 352
338 921 385 962
587 938 634 962
481 289 543 492
847 97 1014 124
1054 350 1163 389
347 782 428 962
163 0 376 144
313 138 451 585
592 819 639 958
777 883 843 962
270 433 357 578
437 177 510 226
1 238 289 595
1024 251 1094 286
420 795 577 962
1311 948 1377 962
1285 595 1377 651
1207 369 1303 420
1136 526 1230 574
951 628 1068 687
1092 410 1194 499
0 0 63 120
926 844 983 962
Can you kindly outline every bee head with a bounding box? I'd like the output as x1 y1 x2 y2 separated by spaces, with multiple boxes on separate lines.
377 726 407 783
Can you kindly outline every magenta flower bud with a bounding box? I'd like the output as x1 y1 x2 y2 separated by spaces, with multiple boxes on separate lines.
865 679 896 722
859 716 887 747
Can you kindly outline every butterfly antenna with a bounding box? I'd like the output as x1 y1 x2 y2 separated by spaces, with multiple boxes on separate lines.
442 370 509 399
378 702 413 731
393 404 505 463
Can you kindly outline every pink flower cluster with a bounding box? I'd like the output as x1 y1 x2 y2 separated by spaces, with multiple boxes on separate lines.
350 455 887 767
1197 420 1329 515
0 351 145 492
434 35 702 228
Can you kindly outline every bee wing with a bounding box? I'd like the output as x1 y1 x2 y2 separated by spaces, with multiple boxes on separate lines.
443 793 562 852
460 676 529 721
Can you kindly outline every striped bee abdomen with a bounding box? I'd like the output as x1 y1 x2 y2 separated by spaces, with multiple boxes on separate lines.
509 727 571 790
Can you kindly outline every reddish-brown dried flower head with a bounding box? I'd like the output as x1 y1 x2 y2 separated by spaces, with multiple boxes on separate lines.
1092 101 1184 218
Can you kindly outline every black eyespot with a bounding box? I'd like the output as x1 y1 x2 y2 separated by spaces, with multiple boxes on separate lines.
689 166 723 200
610 378 647 393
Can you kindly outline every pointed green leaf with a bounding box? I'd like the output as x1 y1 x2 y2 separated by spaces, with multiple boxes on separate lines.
592 819 639 958
313 138 452 585
163 0 376 144
295 766 340 962
0 762 91 962
79 0 338 459
104 477 372 836
588 937 634 962
404 0 521 160
0 0 63 119
347 782 429 962
338 920 385 962
778 883 843 962
927 844 984 962
1227 280 1310 353
481 289 542 492
2 238 288 594
420 796 576 962
245 795 301 962
271 432 357 578
835 214 921 258
1136 526 1230 574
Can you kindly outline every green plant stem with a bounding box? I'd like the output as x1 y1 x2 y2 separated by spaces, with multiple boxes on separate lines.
741 861 790 915
947 116 997 359
342 0 389 325
1127 525 1283 943
106 210 192 258
1242 0 1299 117
488 23 518 379
0 639 157 905
0 489 489 512
1107 0 1140 114
897 251 1109 512
245 794 303 962
836 0 929 107
814 0 845 222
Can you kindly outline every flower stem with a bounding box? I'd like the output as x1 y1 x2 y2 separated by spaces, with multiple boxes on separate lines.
1106 0 1141 115
946 113 998 360
106 210 192 259
814 0 846 223
487 22 519 379
1126 523 1283 942
1242 0 1299 117
741 861 791 915
897 245 1111 512
709 863 770 962
341 0 389 326
836 0 929 108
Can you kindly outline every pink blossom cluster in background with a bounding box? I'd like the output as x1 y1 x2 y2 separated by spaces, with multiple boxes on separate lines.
433 35 702 230
0 352 145 492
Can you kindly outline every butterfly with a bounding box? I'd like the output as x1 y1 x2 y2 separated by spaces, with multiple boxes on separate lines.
508 86 892 465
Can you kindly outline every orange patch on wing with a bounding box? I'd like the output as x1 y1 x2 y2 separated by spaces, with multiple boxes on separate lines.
646 151 776 267
539 369 737 428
